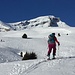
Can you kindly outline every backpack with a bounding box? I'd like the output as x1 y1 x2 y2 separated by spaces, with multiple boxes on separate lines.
48 34 55 43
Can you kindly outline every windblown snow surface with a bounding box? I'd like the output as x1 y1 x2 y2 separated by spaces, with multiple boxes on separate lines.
0 26 75 75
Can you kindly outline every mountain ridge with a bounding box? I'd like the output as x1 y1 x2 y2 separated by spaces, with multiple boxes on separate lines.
0 15 70 32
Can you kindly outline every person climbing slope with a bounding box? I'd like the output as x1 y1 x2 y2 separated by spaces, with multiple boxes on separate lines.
47 33 60 60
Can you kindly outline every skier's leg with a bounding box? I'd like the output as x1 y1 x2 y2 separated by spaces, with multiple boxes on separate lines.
53 44 56 58
47 44 52 58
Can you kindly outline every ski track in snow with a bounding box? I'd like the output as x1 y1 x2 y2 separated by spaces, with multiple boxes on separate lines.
21 59 48 75
9 57 75 75
0 57 75 75
9 59 47 75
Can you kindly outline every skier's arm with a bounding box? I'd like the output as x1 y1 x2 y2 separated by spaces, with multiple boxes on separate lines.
55 37 60 45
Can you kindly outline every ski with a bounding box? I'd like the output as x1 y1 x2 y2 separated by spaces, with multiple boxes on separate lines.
47 58 56 60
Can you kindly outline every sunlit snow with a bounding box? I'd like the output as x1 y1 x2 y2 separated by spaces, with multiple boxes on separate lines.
0 16 75 75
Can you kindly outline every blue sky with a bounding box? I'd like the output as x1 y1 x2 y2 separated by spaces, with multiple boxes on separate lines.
0 0 75 27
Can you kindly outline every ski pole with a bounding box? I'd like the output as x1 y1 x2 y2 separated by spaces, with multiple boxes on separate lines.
57 45 60 56
58 45 59 50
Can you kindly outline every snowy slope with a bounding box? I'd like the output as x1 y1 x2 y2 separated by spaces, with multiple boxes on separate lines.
0 26 75 75
0 15 69 32
9 16 69 30
0 15 75 75
0 21 10 32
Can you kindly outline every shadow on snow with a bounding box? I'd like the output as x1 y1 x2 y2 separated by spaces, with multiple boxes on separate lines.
56 56 75 60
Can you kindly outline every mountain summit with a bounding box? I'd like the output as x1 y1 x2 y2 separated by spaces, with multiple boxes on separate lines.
0 15 69 31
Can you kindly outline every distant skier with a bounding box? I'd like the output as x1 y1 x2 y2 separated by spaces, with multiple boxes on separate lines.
47 33 60 60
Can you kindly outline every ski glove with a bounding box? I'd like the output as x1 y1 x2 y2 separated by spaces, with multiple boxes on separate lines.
58 42 60 46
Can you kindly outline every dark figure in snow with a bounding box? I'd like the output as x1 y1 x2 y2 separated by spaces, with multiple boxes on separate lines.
47 33 60 60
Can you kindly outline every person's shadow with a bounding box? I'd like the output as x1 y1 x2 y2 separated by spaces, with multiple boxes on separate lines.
56 56 75 60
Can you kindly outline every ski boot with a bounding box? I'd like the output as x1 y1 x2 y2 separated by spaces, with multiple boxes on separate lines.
47 57 50 60
53 55 56 59
47 54 50 60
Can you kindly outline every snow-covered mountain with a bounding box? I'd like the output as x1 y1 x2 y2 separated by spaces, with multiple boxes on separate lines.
0 15 75 75
0 15 69 32
0 21 11 32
